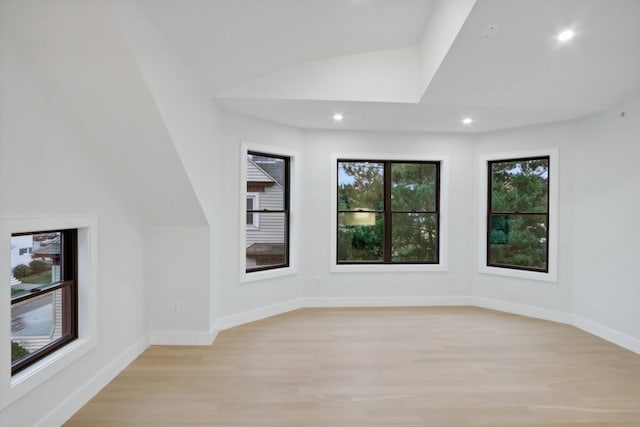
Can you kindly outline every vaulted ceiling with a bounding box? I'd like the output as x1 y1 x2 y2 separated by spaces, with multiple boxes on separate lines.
136 0 640 132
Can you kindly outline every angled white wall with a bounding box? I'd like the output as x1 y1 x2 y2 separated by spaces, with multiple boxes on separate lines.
472 92 640 348
570 93 640 341
216 111 305 320
0 15 147 427
113 0 222 341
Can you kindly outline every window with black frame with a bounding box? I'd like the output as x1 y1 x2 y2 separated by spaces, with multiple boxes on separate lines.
487 156 549 272
337 160 440 264
245 152 290 272
10 229 77 375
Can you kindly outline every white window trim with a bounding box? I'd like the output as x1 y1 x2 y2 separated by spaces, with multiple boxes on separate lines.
246 192 260 229
0 216 98 409
240 141 298 283
330 152 449 273
478 149 559 283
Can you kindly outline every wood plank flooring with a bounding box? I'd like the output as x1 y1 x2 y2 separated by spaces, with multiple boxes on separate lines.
65 307 640 426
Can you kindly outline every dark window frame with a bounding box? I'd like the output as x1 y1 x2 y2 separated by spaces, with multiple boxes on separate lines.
11 228 78 376
336 159 441 265
487 156 550 273
245 151 290 273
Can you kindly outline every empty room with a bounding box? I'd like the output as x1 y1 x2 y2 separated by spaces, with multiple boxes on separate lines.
1 0 640 426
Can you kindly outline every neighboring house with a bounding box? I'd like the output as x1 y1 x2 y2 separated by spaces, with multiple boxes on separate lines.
246 157 285 267
10 235 34 268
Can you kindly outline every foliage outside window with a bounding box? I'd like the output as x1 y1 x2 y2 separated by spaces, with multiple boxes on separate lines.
488 156 549 272
10 229 77 375
245 152 290 272
337 160 440 264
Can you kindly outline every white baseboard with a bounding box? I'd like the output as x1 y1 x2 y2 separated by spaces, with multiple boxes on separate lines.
573 314 640 355
148 296 640 357
472 296 572 324
304 295 471 308
472 296 639 355
215 298 304 331
36 296 640 427
149 330 217 346
36 337 147 427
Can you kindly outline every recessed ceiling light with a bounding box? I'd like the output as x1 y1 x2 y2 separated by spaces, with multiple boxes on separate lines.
333 113 344 122
462 117 473 125
557 29 575 42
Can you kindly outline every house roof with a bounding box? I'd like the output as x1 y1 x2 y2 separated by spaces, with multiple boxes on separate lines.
32 242 61 258
247 158 277 185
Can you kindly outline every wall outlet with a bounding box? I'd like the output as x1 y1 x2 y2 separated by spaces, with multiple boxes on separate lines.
171 302 181 315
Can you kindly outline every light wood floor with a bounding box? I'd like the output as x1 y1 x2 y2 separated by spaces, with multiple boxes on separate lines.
65 307 640 426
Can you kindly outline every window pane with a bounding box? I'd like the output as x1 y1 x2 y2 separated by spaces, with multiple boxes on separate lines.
491 158 548 213
489 214 548 270
337 213 384 262
391 213 438 262
246 212 287 269
11 232 62 299
338 161 384 211
248 154 286 210
246 198 254 225
391 163 437 211
11 287 70 365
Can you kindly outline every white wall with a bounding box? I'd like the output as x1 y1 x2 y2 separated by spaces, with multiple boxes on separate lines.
302 130 475 303
472 122 576 315
472 92 640 344
571 93 640 339
0 22 146 426
217 111 305 317
113 0 223 338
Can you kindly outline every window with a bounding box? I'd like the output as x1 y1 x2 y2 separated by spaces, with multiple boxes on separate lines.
10 229 77 375
246 193 259 227
337 160 440 264
487 156 549 272
245 151 290 272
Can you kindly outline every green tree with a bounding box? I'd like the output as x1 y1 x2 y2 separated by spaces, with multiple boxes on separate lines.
489 158 549 269
12 264 32 279
29 259 49 274
12 341 29 363
337 161 437 262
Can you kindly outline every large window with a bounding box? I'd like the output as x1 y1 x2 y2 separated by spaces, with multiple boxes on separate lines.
10 229 77 375
245 151 290 272
487 156 549 272
337 160 440 264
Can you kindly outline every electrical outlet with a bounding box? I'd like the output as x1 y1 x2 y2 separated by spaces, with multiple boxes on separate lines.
171 302 181 315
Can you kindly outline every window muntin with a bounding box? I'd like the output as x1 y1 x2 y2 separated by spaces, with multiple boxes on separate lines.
487 156 549 272
10 229 77 375
337 160 440 264
245 152 290 272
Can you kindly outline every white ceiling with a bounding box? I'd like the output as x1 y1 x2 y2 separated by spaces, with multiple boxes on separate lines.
135 0 433 93
136 0 640 133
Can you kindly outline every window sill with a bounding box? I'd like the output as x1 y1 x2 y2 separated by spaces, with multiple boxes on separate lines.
479 265 558 283
240 266 297 284
3 337 95 409
331 263 447 273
